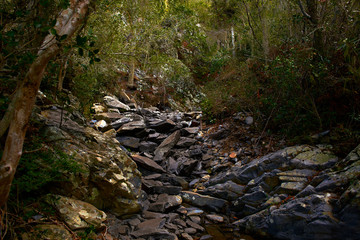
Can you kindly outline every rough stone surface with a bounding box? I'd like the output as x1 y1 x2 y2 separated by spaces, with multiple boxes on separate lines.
154 130 181 161
21 224 72 240
44 194 107 230
180 191 227 212
104 96 131 110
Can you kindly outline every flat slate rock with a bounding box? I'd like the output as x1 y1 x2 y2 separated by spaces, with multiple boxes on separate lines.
154 130 181 161
180 191 227 212
132 154 166 173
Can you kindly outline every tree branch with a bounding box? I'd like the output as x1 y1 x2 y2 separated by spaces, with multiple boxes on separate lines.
298 0 313 22
0 0 92 208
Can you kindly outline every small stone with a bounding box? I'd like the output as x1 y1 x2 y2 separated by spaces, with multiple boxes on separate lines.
187 209 204 216
181 232 194 240
206 214 224 223
185 227 197 234
245 116 254 125
189 216 201 224
186 220 204 232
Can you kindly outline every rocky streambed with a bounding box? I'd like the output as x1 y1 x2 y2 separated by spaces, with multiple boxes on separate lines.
24 95 360 240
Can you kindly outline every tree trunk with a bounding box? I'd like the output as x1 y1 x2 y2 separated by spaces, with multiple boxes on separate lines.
0 0 91 207
127 59 136 89
231 26 236 58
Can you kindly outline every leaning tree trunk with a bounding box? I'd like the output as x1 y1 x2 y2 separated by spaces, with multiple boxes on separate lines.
0 0 91 207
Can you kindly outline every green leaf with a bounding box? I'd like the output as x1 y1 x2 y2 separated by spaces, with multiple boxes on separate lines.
90 59 94 65
95 58 101 62
60 34 68 41
39 0 50 7
50 28 58 36
59 0 70 9
93 49 100 54
78 48 84 56
76 35 88 46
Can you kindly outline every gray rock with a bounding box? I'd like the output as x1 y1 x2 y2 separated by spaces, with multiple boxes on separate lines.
233 194 341 239
206 214 224 223
117 120 146 134
151 185 182 195
181 127 199 136
186 219 205 232
116 136 140 149
104 96 130 110
245 116 254 125
132 154 166 173
139 141 158 153
154 131 181 161
181 232 194 240
176 137 197 148
136 218 166 231
111 117 131 129
131 228 178 240
148 194 182 212
148 119 177 133
198 181 245 201
180 191 227 212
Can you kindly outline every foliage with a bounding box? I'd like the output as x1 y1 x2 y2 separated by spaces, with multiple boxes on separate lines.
9 135 83 199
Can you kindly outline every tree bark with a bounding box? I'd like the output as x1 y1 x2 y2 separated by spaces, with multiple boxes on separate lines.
127 59 136 89
0 0 91 207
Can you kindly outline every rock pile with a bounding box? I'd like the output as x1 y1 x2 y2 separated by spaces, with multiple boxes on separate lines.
31 94 360 240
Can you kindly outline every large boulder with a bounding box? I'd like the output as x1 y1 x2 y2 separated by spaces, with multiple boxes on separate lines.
44 194 107 230
41 124 142 217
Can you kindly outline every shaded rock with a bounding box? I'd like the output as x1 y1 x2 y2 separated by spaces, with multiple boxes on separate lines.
184 228 197 234
278 182 307 195
139 141 158 153
233 194 341 239
189 148 203 158
116 136 140 149
181 232 194 240
148 119 177 133
151 185 182 195
245 116 254 125
111 117 131 129
136 218 166 231
176 137 197 148
180 191 227 212
207 152 290 187
186 219 205 232
21 224 72 240
132 154 166 173
179 159 198 176
198 181 245 201
95 112 123 122
208 129 229 140
154 131 181 161
104 96 130 110
143 211 167 219
41 108 85 133
131 228 178 240
234 190 269 208
117 120 146 134
44 194 106 230
148 194 182 212
181 127 199 136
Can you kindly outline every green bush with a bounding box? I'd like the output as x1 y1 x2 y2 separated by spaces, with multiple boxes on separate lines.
8 137 84 200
